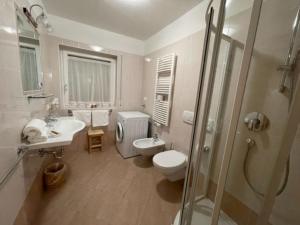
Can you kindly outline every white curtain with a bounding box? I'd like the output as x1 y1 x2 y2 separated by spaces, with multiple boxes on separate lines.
67 56 113 106
20 46 39 91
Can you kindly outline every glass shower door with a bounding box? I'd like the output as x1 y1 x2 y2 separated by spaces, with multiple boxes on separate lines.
213 0 300 225
179 1 225 223
179 0 260 224
180 0 300 224
179 0 253 224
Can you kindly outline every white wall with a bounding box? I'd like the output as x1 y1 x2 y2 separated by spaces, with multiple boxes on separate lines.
2 0 300 224
45 0 256 56
23 0 145 55
0 0 47 224
144 0 209 54
270 125 300 225
144 0 255 55
0 0 144 223
41 34 144 131
142 31 204 154
48 15 145 56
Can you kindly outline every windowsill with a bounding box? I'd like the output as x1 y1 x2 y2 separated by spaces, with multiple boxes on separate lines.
64 105 116 111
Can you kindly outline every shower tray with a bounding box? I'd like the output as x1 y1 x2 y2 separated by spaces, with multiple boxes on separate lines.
173 198 237 225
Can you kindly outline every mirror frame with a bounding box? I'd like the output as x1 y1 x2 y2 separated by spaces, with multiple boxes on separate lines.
15 5 43 96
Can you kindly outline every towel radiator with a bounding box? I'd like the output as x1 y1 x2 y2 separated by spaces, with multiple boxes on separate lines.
152 53 177 126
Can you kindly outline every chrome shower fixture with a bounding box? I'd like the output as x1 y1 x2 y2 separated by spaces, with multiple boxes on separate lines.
277 7 300 93
244 112 269 132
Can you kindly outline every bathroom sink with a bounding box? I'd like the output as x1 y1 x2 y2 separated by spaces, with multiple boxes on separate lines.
49 117 85 134
25 117 85 150
133 138 165 156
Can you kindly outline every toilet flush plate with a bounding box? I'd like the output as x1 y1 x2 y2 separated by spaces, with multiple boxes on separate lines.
182 111 194 125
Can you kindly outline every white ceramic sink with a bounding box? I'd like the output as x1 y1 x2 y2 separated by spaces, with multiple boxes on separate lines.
133 138 165 156
50 117 85 134
25 117 85 150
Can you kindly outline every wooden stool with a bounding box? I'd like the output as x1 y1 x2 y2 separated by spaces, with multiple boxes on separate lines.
87 128 104 153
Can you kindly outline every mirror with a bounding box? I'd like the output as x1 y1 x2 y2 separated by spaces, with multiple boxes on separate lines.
16 7 43 94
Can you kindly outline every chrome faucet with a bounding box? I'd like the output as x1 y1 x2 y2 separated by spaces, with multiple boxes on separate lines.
45 114 57 124
244 112 269 132
247 117 260 131
153 133 159 142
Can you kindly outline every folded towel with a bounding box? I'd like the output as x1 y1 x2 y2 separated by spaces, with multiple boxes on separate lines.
23 119 47 138
27 127 48 144
72 110 91 125
92 110 109 127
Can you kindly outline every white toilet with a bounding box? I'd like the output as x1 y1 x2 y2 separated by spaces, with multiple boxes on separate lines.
153 150 187 181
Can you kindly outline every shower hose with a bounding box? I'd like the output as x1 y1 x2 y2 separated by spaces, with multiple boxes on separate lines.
243 138 290 197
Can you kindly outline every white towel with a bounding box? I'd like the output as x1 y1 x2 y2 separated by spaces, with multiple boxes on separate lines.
23 119 47 138
27 127 48 144
72 110 91 125
92 110 109 127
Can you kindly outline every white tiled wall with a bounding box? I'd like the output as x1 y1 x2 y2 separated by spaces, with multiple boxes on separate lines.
0 0 47 224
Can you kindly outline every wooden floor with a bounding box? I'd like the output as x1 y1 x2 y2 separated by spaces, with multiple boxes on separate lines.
32 134 183 225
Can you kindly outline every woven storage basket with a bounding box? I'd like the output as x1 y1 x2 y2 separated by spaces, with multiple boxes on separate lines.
44 162 67 189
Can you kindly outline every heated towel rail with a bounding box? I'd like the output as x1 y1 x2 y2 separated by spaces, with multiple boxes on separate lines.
152 53 177 126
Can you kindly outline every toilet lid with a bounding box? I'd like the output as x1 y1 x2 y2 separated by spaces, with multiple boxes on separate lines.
153 150 186 168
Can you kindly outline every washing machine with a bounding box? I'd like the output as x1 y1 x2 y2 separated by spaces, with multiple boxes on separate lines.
116 111 150 158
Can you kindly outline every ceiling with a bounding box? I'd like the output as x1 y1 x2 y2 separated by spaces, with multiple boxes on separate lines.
42 0 203 40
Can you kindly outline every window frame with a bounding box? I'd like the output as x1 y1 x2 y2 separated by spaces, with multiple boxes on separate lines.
20 42 43 95
60 50 117 109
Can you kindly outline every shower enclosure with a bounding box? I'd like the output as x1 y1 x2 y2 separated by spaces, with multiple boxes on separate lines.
179 0 300 224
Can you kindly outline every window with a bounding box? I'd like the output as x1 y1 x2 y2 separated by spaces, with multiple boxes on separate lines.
61 50 117 108
20 43 42 93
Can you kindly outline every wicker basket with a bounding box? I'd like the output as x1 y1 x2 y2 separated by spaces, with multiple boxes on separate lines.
44 162 67 189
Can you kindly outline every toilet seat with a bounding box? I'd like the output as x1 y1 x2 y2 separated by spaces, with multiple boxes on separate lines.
153 150 186 173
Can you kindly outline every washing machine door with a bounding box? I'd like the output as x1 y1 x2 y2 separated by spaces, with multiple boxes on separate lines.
116 122 124 143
